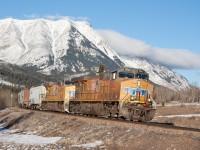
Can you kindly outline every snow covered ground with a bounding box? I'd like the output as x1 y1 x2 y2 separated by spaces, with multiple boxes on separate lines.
71 140 104 149
0 123 62 147
155 114 200 119
0 79 13 86
156 101 200 107
1 106 200 149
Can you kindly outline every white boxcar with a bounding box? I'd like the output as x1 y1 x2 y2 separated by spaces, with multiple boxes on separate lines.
18 90 23 106
29 85 46 107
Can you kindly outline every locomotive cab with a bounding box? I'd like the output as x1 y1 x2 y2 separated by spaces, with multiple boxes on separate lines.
111 67 148 80
112 67 156 122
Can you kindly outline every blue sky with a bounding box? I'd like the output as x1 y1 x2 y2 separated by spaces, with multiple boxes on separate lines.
0 0 200 86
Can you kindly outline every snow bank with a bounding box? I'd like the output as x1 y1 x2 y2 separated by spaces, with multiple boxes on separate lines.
71 141 104 148
157 102 200 107
155 114 200 118
0 79 13 86
0 123 62 145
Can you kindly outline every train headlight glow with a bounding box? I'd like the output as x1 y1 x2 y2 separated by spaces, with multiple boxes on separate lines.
130 96 136 101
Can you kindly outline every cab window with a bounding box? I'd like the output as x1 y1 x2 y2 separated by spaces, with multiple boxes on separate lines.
119 72 134 78
136 73 148 80
119 72 126 78
127 73 134 78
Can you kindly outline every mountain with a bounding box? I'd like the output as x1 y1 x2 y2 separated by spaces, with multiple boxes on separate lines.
0 18 189 90
0 60 60 88
121 56 189 90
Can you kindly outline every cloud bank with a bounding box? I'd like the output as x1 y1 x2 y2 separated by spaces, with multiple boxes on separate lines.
23 13 88 21
97 30 200 69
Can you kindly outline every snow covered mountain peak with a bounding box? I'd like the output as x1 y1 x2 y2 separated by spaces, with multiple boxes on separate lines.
0 18 189 90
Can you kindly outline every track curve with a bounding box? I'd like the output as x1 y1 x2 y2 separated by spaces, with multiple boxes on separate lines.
17 106 200 133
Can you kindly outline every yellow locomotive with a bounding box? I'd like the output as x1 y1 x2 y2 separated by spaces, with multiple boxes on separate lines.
42 83 75 111
70 67 156 122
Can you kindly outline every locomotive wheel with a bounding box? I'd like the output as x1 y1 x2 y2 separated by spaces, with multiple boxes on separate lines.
120 106 130 120
138 109 156 122
138 114 146 122
145 109 156 121
129 110 133 121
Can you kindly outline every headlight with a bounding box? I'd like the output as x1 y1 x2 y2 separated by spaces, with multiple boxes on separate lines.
130 96 136 101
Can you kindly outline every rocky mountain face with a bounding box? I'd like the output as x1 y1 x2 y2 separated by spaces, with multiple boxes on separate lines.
0 18 189 90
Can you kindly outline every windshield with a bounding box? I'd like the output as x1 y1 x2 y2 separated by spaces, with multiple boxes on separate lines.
136 73 149 80
119 72 134 78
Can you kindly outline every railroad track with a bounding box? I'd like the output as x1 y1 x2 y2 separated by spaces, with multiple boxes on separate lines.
16 106 200 133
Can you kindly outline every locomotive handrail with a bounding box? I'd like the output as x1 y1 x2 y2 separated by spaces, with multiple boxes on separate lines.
122 94 130 101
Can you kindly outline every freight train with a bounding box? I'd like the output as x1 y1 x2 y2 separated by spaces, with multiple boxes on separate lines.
18 82 75 112
18 67 156 122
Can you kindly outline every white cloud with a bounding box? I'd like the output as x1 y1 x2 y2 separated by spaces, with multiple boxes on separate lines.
23 13 88 21
23 13 39 19
97 30 200 69
44 14 69 20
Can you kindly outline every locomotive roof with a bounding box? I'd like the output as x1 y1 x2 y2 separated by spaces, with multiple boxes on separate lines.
71 67 148 82
71 75 99 82
112 67 147 74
